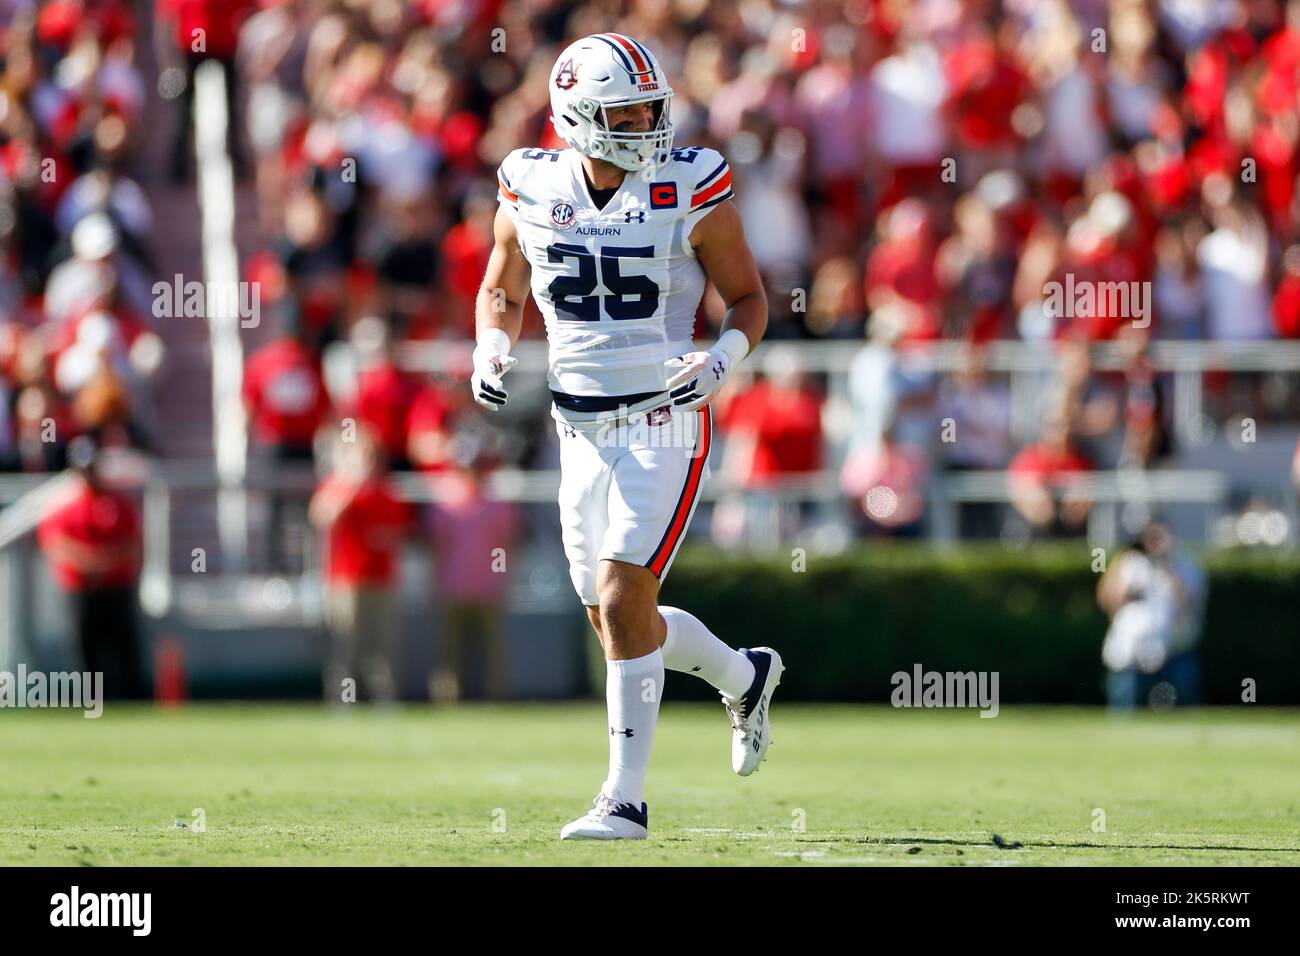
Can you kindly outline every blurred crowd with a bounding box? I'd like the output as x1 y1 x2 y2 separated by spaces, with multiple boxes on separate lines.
0 0 164 473
231 0 1300 346
7 0 1300 550
228 0 1300 552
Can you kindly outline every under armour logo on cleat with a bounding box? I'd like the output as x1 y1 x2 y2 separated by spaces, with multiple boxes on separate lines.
691 665 702 672
563 425 577 438
611 727 635 737
712 360 725 380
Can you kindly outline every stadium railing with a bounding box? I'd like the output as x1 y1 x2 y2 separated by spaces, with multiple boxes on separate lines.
0 455 1271 613
395 338 1300 450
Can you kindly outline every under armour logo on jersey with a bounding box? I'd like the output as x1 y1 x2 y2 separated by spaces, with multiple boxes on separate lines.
611 727 635 737
623 209 646 224
712 360 726 380
562 425 577 438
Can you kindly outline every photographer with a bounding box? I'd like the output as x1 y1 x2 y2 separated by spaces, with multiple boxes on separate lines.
1097 522 1206 709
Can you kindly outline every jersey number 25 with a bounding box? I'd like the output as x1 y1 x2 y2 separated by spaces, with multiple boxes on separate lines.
547 243 660 321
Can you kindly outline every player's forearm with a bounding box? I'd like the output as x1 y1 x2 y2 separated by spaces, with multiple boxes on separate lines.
718 288 768 358
475 231 529 350
474 288 524 348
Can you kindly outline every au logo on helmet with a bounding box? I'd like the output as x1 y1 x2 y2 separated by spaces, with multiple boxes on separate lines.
555 58 578 90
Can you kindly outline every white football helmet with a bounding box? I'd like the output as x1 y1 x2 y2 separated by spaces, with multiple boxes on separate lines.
548 33 674 173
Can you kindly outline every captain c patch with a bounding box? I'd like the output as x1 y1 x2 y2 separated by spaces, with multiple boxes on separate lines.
649 182 678 209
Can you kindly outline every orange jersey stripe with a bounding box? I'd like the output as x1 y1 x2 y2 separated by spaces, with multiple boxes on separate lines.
498 177 519 203
690 169 732 208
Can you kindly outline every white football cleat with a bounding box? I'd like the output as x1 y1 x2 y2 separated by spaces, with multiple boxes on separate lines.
559 793 649 841
723 647 784 776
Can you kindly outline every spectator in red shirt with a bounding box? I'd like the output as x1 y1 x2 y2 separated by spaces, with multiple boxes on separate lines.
945 21 1030 179
243 305 331 570
36 437 145 699
865 199 943 342
157 0 256 181
37 0 136 51
437 187 496 340
309 428 411 705
406 379 456 473
1008 410 1095 537
1273 243 1300 338
719 345 823 490
711 347 823 549
344 317 419 469
242 306 331 458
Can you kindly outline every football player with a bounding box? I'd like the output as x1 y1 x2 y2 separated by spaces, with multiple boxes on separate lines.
473 33 783 840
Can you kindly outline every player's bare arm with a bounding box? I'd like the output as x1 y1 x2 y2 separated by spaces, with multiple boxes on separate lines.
663 200 768 411
690 199 768 350
470 205 532 411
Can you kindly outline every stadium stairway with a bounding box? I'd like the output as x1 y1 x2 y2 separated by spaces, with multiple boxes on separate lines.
135 5 273 576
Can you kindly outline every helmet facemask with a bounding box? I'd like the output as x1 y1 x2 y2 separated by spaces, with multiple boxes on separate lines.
584 92 674 174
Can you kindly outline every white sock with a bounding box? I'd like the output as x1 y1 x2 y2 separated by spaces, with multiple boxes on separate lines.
659 606 755 700
603 649 663 807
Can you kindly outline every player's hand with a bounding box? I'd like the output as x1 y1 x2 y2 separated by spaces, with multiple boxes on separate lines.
664 346 734 412
471 336 518 412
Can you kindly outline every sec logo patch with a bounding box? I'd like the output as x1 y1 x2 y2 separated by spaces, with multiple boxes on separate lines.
650 183 677 209
550 202 576 229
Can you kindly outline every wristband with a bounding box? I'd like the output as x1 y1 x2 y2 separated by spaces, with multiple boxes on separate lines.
476 327 512 357
716 328 751 366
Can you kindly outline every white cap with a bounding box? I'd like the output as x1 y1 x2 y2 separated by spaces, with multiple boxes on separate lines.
72 213 118 260
1089 192 1133 237
78 310 122 350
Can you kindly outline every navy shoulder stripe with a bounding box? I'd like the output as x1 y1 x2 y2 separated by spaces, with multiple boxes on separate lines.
692 191 732 213
695 159 728 190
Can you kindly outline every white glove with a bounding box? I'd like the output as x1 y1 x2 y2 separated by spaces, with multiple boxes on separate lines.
663 329 751 412
471 328 518 412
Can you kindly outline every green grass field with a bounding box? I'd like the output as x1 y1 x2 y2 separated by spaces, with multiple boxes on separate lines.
1 703 1297 866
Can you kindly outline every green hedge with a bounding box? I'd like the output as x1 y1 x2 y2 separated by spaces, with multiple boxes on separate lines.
659 545 1300 705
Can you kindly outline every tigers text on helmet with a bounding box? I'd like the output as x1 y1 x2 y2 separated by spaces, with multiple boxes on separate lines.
549 33 674 174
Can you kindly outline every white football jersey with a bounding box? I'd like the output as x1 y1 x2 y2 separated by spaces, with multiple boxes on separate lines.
496 145 734 415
